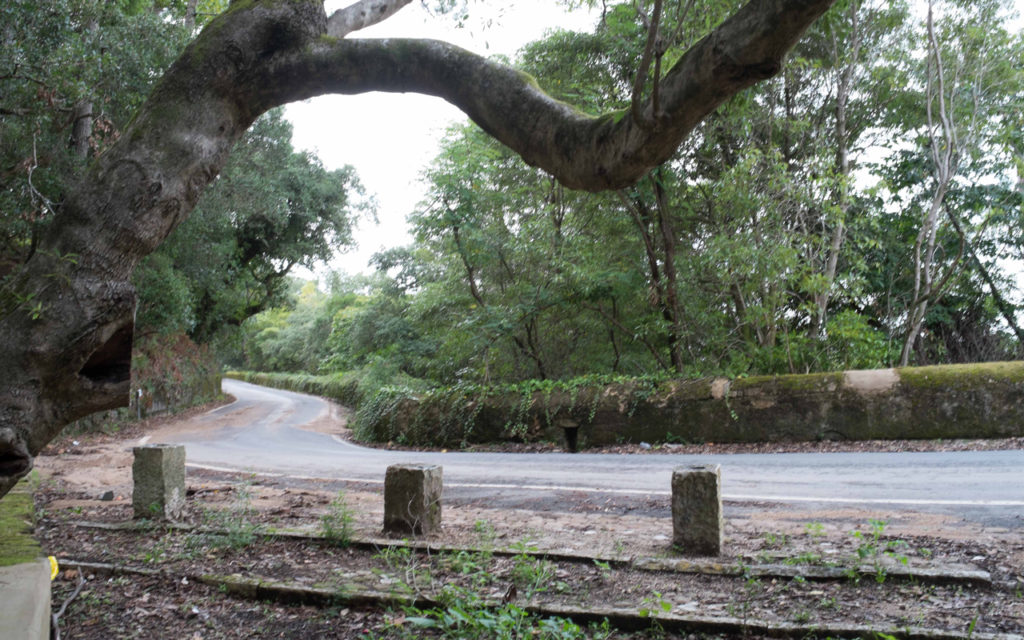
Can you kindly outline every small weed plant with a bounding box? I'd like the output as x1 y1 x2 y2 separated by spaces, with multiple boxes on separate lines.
396 583 612 639
371 536 611 640
638 591 672 618
805 521 826 538
189 482 260 552
320 491 355 547
851 519 909 583
509 540 557 599
373 543 433 598
783 551 823 566
440 549 494 591
725 563 763 624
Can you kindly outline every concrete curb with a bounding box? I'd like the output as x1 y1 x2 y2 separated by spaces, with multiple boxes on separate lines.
61 560 1022 640
0 558 52 640
73 520 993 587
634 556 993 586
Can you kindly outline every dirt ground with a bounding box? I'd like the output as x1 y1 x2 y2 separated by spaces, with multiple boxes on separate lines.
31 399 1024 639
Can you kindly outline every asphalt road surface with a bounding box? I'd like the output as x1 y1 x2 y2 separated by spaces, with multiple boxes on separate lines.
155 379 1024 530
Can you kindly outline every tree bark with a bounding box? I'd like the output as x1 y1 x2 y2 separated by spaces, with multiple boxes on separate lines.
618 185 682 372
327 0 413 38
0 0 835 498
652 168 685 373
69 19 99 158
185 0 199 29
69 100 93 158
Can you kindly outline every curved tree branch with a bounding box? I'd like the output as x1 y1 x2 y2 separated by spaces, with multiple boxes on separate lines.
266 0 834 191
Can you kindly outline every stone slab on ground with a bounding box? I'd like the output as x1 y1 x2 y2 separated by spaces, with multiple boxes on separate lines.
72 519 995 589
63 561 1024 640
0 558 52 640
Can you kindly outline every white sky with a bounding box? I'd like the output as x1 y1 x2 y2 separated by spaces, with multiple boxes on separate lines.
287 1 598 278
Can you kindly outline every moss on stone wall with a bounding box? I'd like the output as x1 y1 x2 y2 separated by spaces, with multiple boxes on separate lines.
892 361 1024 440
0 475 40 567
898 361 1024 389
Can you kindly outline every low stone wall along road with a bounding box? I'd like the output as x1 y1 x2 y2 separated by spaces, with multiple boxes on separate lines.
152 379 1024 530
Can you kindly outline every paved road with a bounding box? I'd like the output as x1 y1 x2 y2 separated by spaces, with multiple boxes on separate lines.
157 379 1024 529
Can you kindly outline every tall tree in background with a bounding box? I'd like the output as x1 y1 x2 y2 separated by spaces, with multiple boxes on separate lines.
408 124 643 381
365 0 1019 384
898 0 1023 365
796 0 908 340
135 108 366 342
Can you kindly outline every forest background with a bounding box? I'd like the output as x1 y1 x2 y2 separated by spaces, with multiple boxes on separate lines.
2 0 1023 430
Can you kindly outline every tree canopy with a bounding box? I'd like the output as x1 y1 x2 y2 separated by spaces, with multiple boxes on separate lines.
136 108 368 342
238 0 1022 391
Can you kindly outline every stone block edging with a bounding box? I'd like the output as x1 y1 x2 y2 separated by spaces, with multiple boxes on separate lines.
58 559 1019 640
70 520 992 588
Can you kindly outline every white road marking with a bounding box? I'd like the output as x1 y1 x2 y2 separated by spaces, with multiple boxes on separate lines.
447 481 664 495
205 397 240 415
725 493 1024 507
184 463 1024 507
186 464 333 482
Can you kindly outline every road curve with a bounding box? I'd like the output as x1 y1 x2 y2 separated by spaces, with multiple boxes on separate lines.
156 379 1024 529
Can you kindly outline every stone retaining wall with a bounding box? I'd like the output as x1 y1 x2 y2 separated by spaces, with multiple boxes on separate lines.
139 372 222 418
354 361 1024 447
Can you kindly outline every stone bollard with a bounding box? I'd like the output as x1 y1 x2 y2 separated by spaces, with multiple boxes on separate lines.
132 444 186 520
383 463 442 536
671 464 723 556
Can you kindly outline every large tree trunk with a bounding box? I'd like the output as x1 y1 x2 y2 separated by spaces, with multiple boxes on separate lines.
0 0 835 498
0 1 329 494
